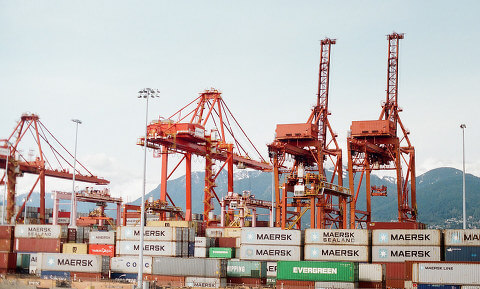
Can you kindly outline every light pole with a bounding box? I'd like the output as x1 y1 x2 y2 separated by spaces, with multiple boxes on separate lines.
460 124 466 229
70 119 82 228
137 88 160 289
1 143 10 225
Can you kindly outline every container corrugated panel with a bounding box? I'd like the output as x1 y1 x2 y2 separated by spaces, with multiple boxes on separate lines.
206 227 225 237
367 222 426 230
185 277 226 288
29 253 38 275
227 260 267 278
62 243 88 254
412 263 480 285
0 252 16 269
152 257 227 278
372 229 441 246
70 272 102 282
444 230 480 247
36 253 109 273
385 279 405 289
267 261 277 277
88 244 115 257
445 246 480 262
15 225 62 239
146 220 195 228
358 281 384 288
224 227 242 238
195 237 215 247
117 226 182 241
209 247 235 258
359 263 383 282
372 246 441 262
188 227 195 242
417 285 461 289
227 277 266 285
145 275 185 286
0 239 13 252
239 244 301 261
314 281 357 289
110 256 153 274
0 226 14 239
277 261 358 282
40 270 70 280
305 229 369 245
218 237 238 248
304 245 369 262
194 246 208 258
15 238 61 253
381 262 406 280
88 231 115 245
276 279 315 288
116 240 182 256
241 227 302 246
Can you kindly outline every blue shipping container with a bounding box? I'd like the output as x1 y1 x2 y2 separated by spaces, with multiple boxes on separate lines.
188 242 195 257
110 272 138 281
417 285 460 289
40 271 70 280
444 246 480 262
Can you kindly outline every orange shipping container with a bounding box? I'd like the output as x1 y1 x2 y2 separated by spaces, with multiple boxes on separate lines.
89 244 115 257
0 239 13 252
14 238 61 253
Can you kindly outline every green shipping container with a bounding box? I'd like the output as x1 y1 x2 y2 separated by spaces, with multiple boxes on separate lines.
277 261 358 282
266 277 276 285
209 247 235 258
227 260 267 278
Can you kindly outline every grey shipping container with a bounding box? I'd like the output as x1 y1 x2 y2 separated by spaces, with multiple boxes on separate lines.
304 245 369 262
239 244 301 261
194 247 208 258
110 256 153 274
185 277 226 288
36 253 109 273
89 231 115 245
152 257 227 278
412 262 480 285
195 237 215 248
241 227 302 246
117 226 182 241
205 228 224 238
372 229 441 246
305 229 369 245
116 240 182 256
444 230 480 246
372 246 441 262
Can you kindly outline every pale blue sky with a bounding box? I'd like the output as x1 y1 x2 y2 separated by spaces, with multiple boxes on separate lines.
1 1 479 200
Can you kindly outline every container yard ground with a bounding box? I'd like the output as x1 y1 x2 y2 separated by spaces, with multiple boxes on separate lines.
0 275 138 289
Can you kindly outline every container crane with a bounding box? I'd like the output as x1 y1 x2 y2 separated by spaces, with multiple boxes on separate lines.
347 32 417 228
268 39 351 229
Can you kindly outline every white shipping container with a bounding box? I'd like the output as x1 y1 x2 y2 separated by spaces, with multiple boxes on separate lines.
195 237 215 248
241 227 302 246
372 229 441 246
15 225 62 239
224 227 242 238
116 240 182 256
185 277 226 288
412 262 480 285
305 229 369 245
125 218 141 226
206 227 224 238
304 245 369 262
89 231 115 245
117 226 182 241
359 263 384 282
110 256 153 274
372 246 441 262
36 253 109 273
314 282 356 289
29 253 38 275
239 244 301 261
188 228 195 242
194 247 208 258
266 262 277 277
444 229 480 246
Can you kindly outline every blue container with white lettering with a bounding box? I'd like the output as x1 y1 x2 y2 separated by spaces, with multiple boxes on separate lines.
40 270 70 280
110 272 138 281
417 285 460 289
444 246 480 261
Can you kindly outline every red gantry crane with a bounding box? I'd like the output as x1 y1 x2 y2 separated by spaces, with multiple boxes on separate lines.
138 89 272 226
0 114 109 224
347 32 417 228
268 38 351 230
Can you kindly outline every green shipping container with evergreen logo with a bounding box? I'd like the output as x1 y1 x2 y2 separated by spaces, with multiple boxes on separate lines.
277 261 358 282
209 247 235 258
227 260 267 278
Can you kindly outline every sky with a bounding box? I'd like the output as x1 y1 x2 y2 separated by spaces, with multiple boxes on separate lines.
1 1 479 202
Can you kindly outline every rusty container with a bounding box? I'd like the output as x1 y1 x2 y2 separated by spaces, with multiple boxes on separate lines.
218 237 239 248
227 277 266 285
367 222 426 230
0 226 14 239
14 238 61 253
70 272 102 282
0 239 13 252
146 275 185 287
0 252 16 270
276 279 315 289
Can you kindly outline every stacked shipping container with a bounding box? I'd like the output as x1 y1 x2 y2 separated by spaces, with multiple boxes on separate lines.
88 231 115 257
444 229 480 262
0 225 15 274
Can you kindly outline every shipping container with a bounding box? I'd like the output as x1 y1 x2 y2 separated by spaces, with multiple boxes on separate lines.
239 244 301 261
0 225 14 239
461 286 480 289
116 240 182 256
110 272 138 282
267 277 276 285
445 246 480 262
117 226 182 241
381 262 406 280
227 277 266 285
29 253 38 275
15 224 63 239
36 253 109 273
185 277 226 288
314 281 357 289
88 231 115 245
146 275 185 287
371 246 441 262
152 257 227 278
367 222 426 230
209 247 235 258
70 272 102 282
40 270 70 280
304 245 369 262
224 227 242 238
194 246 208 258
218 237 240 248
305 229 369 245
276 279 315 289
227 260 267 278
416 285 461 289
206 227 224 238
385 279 405 289
0 252 16 271
444 230 480 247
62 243 88 254
267 261 277 277
88 244 115 257
241 227 302 246
195 236 215 247
359 263 384 282
0 239 13 252
412 262 480 285
110 256 153 274
372 229 441 246
277 261 358 282
146 220 195 228
358 281 384 288
15 238 61 253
